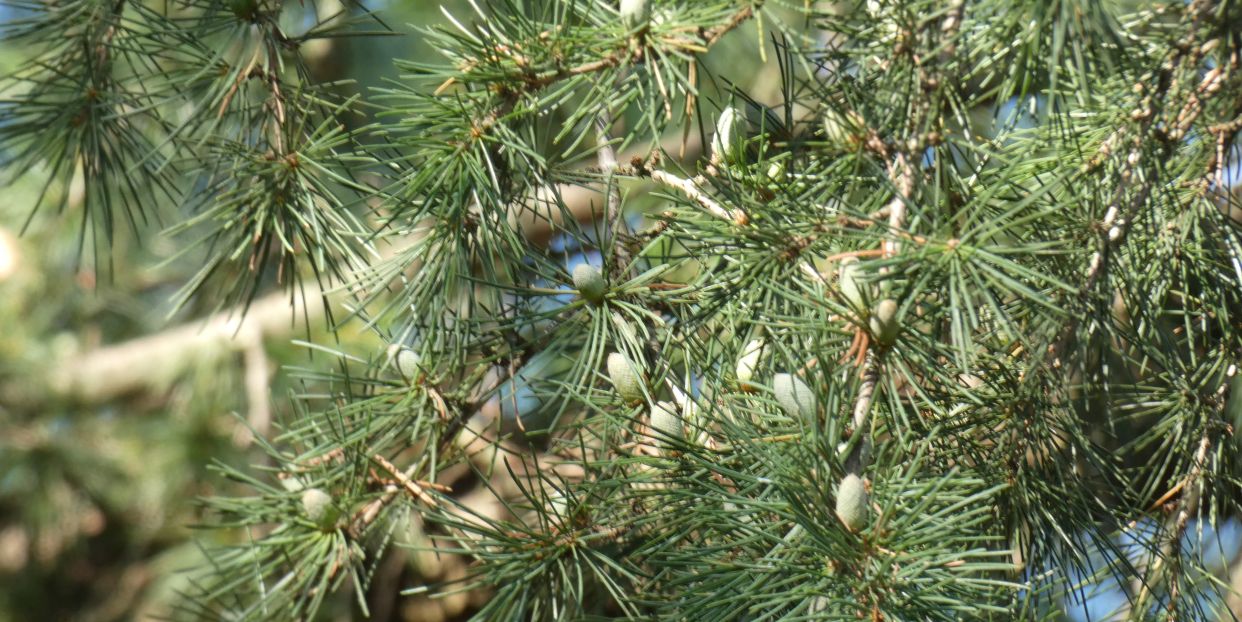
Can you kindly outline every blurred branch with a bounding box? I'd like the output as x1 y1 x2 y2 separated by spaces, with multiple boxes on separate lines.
47 288 322 404
235 334 273 446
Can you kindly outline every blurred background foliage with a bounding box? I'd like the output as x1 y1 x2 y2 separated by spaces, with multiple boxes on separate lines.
0 2 440 619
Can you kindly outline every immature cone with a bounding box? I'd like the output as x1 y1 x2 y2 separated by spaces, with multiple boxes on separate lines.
649 401 684 449
394 348 422 382
838 257 867 313
835 474 869 532
279 475 306 493
772 373 816 423
301 488 340 530
766 159 786 181
736 338 764 389
573 263 607 303
547 491 578 521
711 107 741 164
607 352 646 405
619 0 650 29
823 108 864 149
869 299 900 345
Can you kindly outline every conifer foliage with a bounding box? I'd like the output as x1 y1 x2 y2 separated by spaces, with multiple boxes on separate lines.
5 0 1242 619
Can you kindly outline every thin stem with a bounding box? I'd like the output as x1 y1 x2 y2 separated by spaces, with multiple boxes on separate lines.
647 168 748 225
596 110 632 279
701 3 762 48
842 0 966 478
1047 0 1225 369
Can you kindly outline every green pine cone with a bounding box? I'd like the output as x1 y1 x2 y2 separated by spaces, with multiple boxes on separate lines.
711 107 741 164
619 0 650 29
835 474 869 532
573 263 608 303
607 352 646 405
735 338 764 389
837 257 867 313
869 299 900 345
649 401 684 449
772 373 816 423
301 488 340 530
394 348 422 382
823 108 864 150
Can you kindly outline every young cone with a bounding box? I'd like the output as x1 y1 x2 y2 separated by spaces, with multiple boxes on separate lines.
681 399 704 443
823 108 864 150
736 338 764 389
649 401 684 450
772 373 816 424
869 299 900 345
607 352 646 405
711 107 741 165
393 348 422 382
837 257 867 314
766 159 786 181
547 491 580 522
619 0 650 30
301 488 340 530
835 474 869 532
573 263 608 303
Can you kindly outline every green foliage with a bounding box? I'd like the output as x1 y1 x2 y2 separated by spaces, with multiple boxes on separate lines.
4 0 1242 620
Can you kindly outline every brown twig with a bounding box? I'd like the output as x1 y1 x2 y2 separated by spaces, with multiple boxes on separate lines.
528 55 625 89
372 453 439 508
647 168 748 225
1047 0 1226 369
701 4 760 48
839 0 965 480
842 351 880 474
596 109 635 280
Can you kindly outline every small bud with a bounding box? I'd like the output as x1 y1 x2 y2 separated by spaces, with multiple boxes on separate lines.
649 401 684 450
301 488 340 530
547 491 577 521
868 299 900 345
394 348 422 382
711 107 741 164
837 257 867 312
607 352 646 405
736 338 765 389
772 373 816 423
620 0 650 29
573 263 607 303
765 159 786 181
823 108 864 149
279 475 306 493
835 474 869 532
